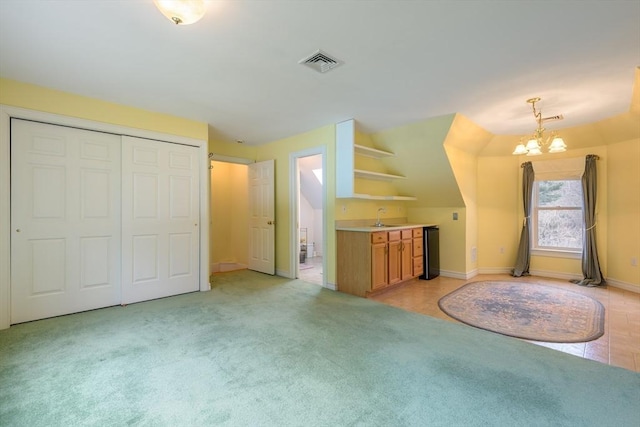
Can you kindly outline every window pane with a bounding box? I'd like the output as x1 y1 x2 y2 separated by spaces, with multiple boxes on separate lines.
538 180 582 207
537 209 583 249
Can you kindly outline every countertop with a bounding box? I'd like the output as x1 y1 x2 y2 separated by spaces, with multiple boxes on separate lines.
336 223 437 232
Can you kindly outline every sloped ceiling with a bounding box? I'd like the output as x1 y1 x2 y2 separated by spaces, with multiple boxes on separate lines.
371 114 464 207
0 1 638 146
298 155 323 210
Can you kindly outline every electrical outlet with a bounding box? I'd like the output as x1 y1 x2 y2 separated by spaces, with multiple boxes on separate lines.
500 247 505 254
453 212 458 220
342 205 347 213
471 247 477 262
632 257 638 267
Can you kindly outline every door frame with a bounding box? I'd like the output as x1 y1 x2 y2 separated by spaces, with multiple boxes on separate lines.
289 146 328 287
0 105 210 329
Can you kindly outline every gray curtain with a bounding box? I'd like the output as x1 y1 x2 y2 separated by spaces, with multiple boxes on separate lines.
512 162 534 277
571 155 605 287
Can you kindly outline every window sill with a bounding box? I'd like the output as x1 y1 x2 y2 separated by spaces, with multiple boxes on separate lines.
531 249 581 260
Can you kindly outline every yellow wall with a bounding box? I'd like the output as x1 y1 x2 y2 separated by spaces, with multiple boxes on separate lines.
208 136 257 161
607 138 640 285
371 114 463 207
6 77 637 291
253 125 337 283
477 156 521 270
444 144 478 272
407 207 467 274
210 161 249 268
0 78 208 140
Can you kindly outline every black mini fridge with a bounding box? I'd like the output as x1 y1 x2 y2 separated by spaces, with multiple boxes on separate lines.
420 226 439 280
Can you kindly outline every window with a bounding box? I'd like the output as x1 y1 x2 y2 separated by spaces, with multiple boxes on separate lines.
532 179 583 253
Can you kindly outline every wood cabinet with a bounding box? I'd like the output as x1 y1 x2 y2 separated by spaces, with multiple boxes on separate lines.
412 228 424 277
400 229 414 281
337 227 423 297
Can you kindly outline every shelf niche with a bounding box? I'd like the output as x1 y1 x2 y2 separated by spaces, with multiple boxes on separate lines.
336 119 416 201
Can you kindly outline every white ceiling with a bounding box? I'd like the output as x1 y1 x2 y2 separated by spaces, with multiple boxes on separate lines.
1 1 638 145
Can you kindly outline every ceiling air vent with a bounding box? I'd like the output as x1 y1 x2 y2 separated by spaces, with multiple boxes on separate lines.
299 50 343 73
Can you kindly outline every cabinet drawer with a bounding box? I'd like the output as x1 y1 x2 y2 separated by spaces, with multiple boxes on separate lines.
388 230 401 241
413 238 423 253
371 232 387 243
413 257 424 275
401 229 413 240
413 227 423 238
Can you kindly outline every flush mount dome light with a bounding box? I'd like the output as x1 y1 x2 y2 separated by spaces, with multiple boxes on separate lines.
153 0 206 25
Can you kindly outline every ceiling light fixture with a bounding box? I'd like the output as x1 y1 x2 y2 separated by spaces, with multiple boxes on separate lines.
153 0 206 25
512 97 567 156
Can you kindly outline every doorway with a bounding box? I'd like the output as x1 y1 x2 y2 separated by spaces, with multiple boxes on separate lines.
291 148 326 286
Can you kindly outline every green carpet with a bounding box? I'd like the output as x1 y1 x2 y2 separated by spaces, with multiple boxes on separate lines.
1 270 638 426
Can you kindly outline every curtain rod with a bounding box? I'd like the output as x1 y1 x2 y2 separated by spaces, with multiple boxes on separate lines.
520 154 600 168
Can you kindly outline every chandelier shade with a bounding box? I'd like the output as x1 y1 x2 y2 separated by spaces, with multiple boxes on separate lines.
512 97 567 156
153 0 206 25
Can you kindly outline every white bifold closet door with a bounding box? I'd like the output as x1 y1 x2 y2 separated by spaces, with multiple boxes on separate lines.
121 136 200 304
11 120 122 323
10 121 200 324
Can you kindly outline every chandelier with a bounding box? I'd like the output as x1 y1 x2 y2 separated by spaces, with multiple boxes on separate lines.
512 97 567 156
153 0 206 25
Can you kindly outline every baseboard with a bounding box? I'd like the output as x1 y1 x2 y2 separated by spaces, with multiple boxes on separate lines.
525 270 639 293
478 267 513 275
211 262 248 273
529 269 582 282
440 269 478 280
605 277 640 293
275 268 292 278
324 282 337 291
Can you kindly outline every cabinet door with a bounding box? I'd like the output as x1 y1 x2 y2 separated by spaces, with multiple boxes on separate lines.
388 240 401 285
371 242 388 290
400 237 413 280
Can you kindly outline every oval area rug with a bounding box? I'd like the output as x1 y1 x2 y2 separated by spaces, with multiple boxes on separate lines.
438 281 605 342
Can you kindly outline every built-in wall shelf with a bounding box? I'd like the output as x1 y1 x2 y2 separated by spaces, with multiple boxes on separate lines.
336 119 416 200
354 169 406 181
354 144 394 159
352 193 418 201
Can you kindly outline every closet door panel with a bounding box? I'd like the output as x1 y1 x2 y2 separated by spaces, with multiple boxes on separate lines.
10 119 121 323
121 136 199 304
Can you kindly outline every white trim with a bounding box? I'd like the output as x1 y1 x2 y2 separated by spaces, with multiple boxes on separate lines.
324 282 337 291
289 146 328 287
209 154 254 165
605 277 640 293
211 262 248 273
528 269 582 282
0 105 210 329
531 249 581 259
478 267 514 275
439 269 478 280
275 268 290 278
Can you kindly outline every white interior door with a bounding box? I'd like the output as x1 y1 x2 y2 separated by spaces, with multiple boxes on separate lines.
248 160 275 274
10 119 121 323
121 136 200 304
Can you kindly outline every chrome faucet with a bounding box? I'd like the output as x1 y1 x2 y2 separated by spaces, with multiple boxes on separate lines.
375 207 386 227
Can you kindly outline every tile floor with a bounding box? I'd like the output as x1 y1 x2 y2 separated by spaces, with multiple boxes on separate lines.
298 256 324 286
368 274 640 373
